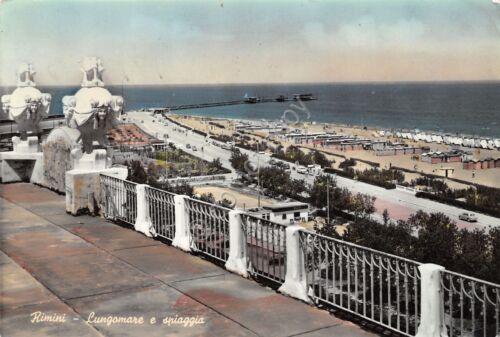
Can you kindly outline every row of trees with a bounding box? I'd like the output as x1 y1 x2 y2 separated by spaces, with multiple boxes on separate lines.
274 146 403 189
410 176 500 217
273 145 333 167
307 174 499 283
295 172 499 283
128 160 235 207
230 148 309 200
230 148 378 217
196 192 235 209
355 167 405 189
309 175 376 220
258 166 308 200
127 160 194 196
129 153 499 283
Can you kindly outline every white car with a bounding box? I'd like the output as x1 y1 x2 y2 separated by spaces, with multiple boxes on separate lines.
296 167 307 174
458 212 478 222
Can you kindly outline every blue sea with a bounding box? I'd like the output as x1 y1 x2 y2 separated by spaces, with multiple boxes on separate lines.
1 82 499 137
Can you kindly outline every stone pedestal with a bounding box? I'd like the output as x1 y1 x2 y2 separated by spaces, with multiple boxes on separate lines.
13 136 40 153
42 127 79 193
0 136 44 184
65 166 127 215
0 151 44 184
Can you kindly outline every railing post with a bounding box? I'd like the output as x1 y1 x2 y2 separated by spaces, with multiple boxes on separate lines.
134 184 153 237
416 264 447 337
225 210 248 277
278 225 311 303
172 195 193 252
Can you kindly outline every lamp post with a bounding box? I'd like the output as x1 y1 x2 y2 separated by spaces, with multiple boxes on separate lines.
257 142 261 208
326 173 336 226
326 175 330 226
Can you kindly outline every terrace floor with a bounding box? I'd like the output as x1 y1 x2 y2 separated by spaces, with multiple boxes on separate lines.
0 183 379 337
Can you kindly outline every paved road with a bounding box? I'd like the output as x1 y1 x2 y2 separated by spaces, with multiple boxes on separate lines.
130 111 500 229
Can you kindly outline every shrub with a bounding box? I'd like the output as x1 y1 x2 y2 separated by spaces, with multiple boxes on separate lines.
339 158 356 169
415 192 500 218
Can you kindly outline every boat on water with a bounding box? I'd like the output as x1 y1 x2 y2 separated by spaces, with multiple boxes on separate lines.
244 96 260 104
293 93 316 101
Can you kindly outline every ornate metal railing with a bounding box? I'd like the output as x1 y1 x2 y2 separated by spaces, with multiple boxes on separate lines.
145 186 176 241
97 175 500 337
185 197 230 262
240 214 287 283
298 231 421 337
441 270 500 337
100 174 137 225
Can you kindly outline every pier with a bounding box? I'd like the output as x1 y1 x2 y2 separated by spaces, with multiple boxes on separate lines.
161 95 316 112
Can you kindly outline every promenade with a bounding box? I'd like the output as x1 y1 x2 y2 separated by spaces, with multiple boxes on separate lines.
132 110 500 229
0 183 377 337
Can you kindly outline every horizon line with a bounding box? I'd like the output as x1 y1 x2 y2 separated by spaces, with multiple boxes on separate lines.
1 78 500 88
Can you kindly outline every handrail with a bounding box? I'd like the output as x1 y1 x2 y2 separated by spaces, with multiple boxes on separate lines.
144 185 176 240
185 197 231 262
100 174 138 225
298 229 421 336
241 213 287 283
441 270 500 337
98 173 500 337
300 228 422 266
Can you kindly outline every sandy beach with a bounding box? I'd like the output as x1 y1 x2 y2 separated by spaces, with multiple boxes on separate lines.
169 114 499 189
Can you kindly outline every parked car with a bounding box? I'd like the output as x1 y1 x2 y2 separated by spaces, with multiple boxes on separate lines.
192 146 197 151
458 212 478 222
186 144 191 149
297 167 307 174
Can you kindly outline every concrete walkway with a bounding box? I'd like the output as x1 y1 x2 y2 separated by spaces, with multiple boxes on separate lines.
0 183 379 337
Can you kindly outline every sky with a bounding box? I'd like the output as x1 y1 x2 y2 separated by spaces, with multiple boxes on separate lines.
1 0 500 85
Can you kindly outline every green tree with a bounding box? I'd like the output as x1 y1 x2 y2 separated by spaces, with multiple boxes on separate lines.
488 227 500 283
128 160 148 184
209 158 223 170
348 193 376 219
454 228 490 280
199 192 216 203
382 209 390 226
343 218 415 257
309 175 365 216
230 148 249 173
410 211 458 267
312 150 331 168
219 198 235 209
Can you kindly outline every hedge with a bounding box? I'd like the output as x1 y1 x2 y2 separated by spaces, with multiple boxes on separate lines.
297 146 346 159
323 168 396 189
164 116 193 130
354 158 381 168
357 176 396 189
415 192 500 218
192 129 207 137
271 153 313 167
323 167 356 179
394 166 497 191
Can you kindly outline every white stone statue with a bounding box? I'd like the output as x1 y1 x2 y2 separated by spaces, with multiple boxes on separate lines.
62 57 124 154
1 63 52 140
60 57 128 215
